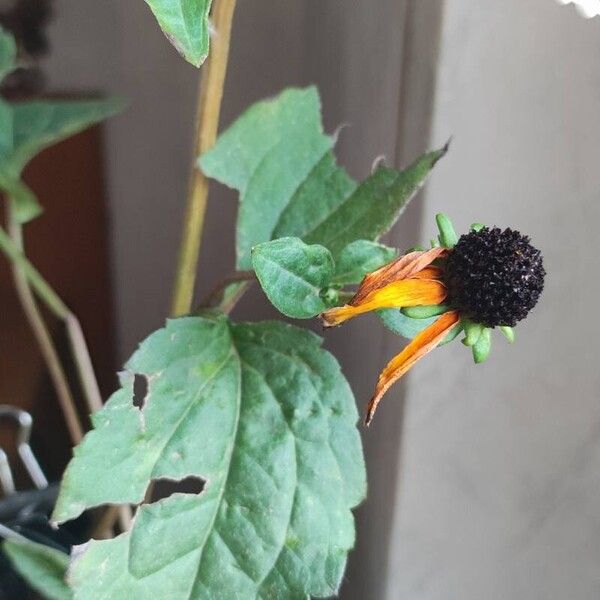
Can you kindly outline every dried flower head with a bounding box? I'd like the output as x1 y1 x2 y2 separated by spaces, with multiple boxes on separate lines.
321 214 545 425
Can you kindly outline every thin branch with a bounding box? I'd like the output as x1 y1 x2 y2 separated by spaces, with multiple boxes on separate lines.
0 223 132 531
201 270 255 309
170 0 238 316
0 225 102 416
6 209 84 445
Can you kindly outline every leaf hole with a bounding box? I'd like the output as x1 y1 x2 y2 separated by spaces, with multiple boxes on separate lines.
145 476 206 503
132 374 148 410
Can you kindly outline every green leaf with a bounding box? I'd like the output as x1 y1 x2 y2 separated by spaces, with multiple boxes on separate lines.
302 153 447 258
144 0 212 67
200 87 447 268
378 308 436 339
54 316 365 599
0 98 126 222
472 327 492 363
252 237 334 318
332 240 397 285
3 539 71 600
0 27 16 82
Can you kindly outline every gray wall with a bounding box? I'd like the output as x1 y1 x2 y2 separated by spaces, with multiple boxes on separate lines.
44 1 600 599
386 1 600 599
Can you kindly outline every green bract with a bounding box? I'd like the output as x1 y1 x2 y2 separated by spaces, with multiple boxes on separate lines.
54 316 366 599
144 0 212 67
3 538 71 600
200 87 448 269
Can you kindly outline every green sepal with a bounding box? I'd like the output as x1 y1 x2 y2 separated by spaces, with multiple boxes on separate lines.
472 328 492 364
436 213 459 248
439 322 463 346
499 325 515 343
402 304 449 319
462 319 484 347
320 286 340 307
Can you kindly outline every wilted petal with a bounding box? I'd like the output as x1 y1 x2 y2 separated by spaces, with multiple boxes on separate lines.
365 310 460 425
352 247 447 304
322 279 447 328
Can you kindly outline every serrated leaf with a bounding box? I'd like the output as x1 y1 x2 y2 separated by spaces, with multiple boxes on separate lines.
200 87 337 269
144 0 212 67
302 154 446 258
0 98 125 222
0 27 16 82
54 316 365 599
332 240 397 285
3 539 71 600
200 87 447 268
252 237 334 318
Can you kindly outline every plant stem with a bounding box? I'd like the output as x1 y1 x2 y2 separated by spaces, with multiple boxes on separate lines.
6 210 84 445
0 226 102 415
201 270 255 309
0 222 131 532
170 0 238 317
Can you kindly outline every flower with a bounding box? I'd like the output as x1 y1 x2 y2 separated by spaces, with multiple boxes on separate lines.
321 214 545 425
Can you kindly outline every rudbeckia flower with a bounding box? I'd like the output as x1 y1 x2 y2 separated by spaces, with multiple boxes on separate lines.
321 214 545 425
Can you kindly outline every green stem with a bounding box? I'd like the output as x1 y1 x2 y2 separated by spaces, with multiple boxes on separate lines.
170 0 238 316
6 210 84 444
0 226 69 319
0 225 102 413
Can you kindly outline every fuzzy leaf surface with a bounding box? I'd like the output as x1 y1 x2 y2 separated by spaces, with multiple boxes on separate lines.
3 539 71 600
332 240 397 285
200 87 447 267
144 0 212 67
54 316 365 599
252 237 334 318
0 98 125 222
0 27 16 81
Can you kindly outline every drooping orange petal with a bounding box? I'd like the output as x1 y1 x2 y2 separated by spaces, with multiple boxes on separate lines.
321 279 447 327
352 247 447 304
365 310 460 425
412 266 443 280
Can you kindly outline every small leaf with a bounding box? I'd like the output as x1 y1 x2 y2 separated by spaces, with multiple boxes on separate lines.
378 308 436 339
0 27 16 81
0 98 126 223
332 240 397 285
436 213 459 248
200 87 448 268
402 304 449 319
252 237 334 318
499 325 515 343
144 0 212 67
470 222 485 232
472 327 492 363
462 320 484 347
3 538 72 600
54 316 365 599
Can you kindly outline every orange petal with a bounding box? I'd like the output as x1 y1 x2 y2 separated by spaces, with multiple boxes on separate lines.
412 266 443 280
352 247 447 304
365 310 460 425
321 279 447 327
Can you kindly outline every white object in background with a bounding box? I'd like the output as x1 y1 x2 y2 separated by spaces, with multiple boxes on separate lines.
557 0 600 17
